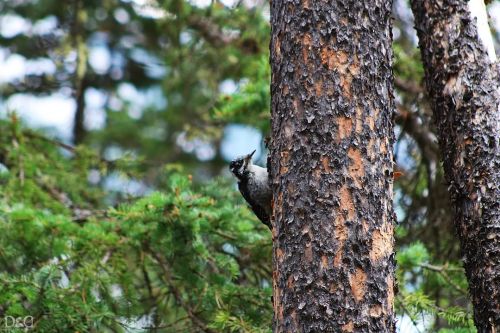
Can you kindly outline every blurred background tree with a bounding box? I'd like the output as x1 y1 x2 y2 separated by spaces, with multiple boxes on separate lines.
0 0 499 331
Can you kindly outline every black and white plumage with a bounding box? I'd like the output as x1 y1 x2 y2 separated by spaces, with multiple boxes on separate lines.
229 150 272 229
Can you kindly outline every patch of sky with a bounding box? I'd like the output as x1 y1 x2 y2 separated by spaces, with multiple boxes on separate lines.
131 0 168 19
0 14 30 38
113 8 130 25
394 125 417 171
220 124 263 162
130 48 167 79
32 15 58 35
0 51 26 83
84 88 107 130
103 171 150 197
176 132 216 161
219 79 238 95
1 93 76 140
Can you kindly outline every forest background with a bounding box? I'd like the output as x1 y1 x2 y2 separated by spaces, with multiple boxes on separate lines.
0 0 499 332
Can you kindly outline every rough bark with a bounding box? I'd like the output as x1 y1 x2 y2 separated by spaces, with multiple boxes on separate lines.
410 1 500 331
269 1 396 332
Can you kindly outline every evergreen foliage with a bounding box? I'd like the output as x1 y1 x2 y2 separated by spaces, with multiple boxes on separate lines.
1 0 496 331
0 117 272 332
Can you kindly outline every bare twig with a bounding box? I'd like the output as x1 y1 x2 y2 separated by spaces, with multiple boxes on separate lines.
395 76 424 95
395 104 439 160
419 263 468 295
24 130 76 153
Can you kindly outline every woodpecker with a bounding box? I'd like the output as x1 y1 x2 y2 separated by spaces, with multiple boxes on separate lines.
229 150 272 229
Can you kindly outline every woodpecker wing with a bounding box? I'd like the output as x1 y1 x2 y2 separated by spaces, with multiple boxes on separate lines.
238 182 272 229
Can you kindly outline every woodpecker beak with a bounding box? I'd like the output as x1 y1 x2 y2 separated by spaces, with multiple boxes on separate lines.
245 150 256 163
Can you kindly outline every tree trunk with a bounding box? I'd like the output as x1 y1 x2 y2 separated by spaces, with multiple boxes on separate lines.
410 1 500 331
269 1 396 332
73 79 87 145
71 0 87 145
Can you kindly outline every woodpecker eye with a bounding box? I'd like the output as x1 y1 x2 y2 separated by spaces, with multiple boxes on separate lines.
229 159 242 171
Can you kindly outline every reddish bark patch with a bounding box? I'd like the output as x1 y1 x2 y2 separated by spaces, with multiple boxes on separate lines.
342 321 354 332
341 73 353 100
276 191 283 218
387 276 394 313
367 115 375 131
320 47 348 70
274 37 281 58
333 250 343 268
370 223 393 262
315 79 323 96
321 155 332 173
321 255 329 269
349 55 361 75
355 106 364 133
380 138 388 154
320 47 332 68
333 214 348 267
280 150 291 175
347 148 365 188
336 51 349 66
273 269 282 320
334 185 354 268
302 33 312 63
349 267 367 302
276 247 284 262
319 48 356 100
337 116 353 142
369 305 383 318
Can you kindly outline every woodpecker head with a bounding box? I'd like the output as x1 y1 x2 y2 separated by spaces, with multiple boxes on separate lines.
230 150 255 179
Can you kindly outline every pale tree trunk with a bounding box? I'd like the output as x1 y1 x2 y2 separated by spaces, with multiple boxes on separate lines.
269 0 396 332
410 0 500 331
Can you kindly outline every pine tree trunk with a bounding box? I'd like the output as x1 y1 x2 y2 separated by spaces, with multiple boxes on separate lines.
410 1 500 331
269 1 396 332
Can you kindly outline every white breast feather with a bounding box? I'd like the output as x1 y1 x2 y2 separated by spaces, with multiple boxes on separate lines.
247 164 271 214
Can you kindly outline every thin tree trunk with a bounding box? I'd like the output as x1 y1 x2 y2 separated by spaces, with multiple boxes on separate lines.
410 1 500 331
73 79 87 145
269 1 396 332
71 0 87 145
